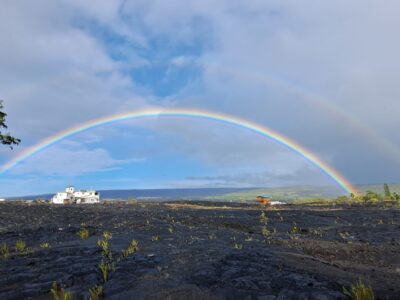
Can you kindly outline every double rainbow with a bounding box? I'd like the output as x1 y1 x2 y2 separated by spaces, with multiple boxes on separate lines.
0 108 358 195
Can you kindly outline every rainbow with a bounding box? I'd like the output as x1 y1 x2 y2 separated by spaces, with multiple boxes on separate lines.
0 108 358 195
205 62 400 163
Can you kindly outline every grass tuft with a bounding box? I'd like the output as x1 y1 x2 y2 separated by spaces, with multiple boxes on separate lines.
1 243 10 259
50 282 72 300
343 280 375 300
89 285 103 300
97 239 112 259
233 243 243 250
40 242 51 249
78 228 90 240
259 211 268 224
102 231 112 241
98 260 114 283
15 240 27 253
290 226 300 234
261 226 271 237
122 240 139 258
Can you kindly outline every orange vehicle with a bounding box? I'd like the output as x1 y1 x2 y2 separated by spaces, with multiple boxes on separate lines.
256 195 272 206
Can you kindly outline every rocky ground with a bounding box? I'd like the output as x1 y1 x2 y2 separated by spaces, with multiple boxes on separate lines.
0 201 399 300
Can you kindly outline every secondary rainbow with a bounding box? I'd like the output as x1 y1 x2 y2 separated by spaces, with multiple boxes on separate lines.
0 108 358 195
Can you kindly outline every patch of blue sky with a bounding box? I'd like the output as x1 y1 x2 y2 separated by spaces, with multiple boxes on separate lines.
2 146 214 190
74 153 213 188
126 35 205 96
72 15 208 96
129 62 201 97
72 17 139 63
72 123 193 160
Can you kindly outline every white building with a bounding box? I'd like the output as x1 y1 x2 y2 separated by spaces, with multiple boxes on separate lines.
51 186 100 204
270 201 287 206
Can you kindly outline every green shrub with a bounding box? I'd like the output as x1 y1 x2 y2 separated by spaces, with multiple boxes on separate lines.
15 240 26 252
344 280 375 300
290 226 300 234
0 243 9 259
98 260 114 283
97 231 113 261
259 211 268 224
50 282 72 300
122 240 139 258
40 242 51 249
102 231 112 240
97 239 112 259
89 285 103 300
78 228 90 240
261 226 271 237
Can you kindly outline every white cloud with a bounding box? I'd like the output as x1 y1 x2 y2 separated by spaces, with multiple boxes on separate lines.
0 0 152 145
11 142 145 176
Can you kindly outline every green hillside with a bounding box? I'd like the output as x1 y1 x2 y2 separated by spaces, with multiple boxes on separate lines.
207 183 400 202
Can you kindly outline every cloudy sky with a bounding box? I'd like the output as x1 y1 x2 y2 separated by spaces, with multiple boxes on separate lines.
1 0 399 197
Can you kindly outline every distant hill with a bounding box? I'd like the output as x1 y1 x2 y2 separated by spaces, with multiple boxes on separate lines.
206 183 400 202
206 185 344 202
6 183 399 202
6 187 257 201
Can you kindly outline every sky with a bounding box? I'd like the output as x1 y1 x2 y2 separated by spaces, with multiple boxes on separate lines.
0 0 399 197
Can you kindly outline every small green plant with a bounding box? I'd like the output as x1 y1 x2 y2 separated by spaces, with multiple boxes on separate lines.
259 211 268 224
290 226 300 234
261 226 271 237
40 242 51 249
310 228 323 237
89 285 103 300
97 239 109 253
122 240 139 258
1 243 9 259
98 260 113 283
102 231 112 240
151 235 160 241
78 228 90 240
339 231 353 243
343 280 375 300
15 239 26 252
97 239 112 259
168 227 173 233
233 243 243 250
50 282 72 300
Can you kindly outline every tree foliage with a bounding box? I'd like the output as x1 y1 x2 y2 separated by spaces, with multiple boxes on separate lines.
384 183 391 198
0 100 20 149
335 188 400 206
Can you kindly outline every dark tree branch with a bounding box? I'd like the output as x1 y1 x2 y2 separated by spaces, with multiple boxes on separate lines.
0 100 20 149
